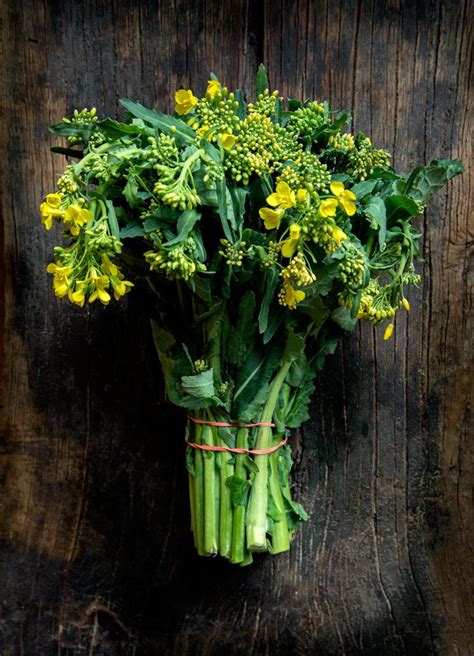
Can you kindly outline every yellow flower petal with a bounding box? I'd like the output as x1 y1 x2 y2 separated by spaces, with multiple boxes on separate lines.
259 207 284 230
207 79 221 98
281 240 297 258
98 289 111 304
294 290 305 302
284 284 305 308
288 224 300 240
339 196 356 216
197 124 210 137
330 181 345 196
45 193 62 207
220 133 237 150
383 323 394 340
266 192 281 208
175 89 198 115
296 189 308 204
319 198 338 217
332 227 347 244
266 181 296 209
344 189 356 201
42 215 53 230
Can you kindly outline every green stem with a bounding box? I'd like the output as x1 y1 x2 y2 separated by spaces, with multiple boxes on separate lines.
188 465 197 548
230 427 249 564
217 432 234 559
246 361 292 551
193 422 205 556
202 424 218 555
268 436 290 554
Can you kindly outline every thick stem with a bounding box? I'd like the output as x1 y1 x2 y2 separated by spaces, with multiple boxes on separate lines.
230 427 249 564
192 423 205 556
268 440 290 554
246 361 292 551
218 448 234 559
202 424 218 555
188 465 197 547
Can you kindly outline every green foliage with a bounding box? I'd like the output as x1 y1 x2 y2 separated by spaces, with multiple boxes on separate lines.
43 71 462 565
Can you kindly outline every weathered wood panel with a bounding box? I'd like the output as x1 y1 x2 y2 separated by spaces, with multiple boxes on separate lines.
0 1 472 654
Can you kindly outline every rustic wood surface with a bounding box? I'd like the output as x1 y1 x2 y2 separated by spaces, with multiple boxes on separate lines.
0 1 472 654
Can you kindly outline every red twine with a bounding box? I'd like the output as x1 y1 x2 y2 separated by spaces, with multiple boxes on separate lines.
187 416 287 455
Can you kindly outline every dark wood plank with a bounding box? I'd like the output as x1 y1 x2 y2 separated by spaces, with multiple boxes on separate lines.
0 1 471 654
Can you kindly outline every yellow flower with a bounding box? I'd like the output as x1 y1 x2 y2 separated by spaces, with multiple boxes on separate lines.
330 181 357 216
63 203 92 236
68 285 86 307
319 198 338 217
207 79 221 98
102 256 134 301
40 193 64 230
402 298 410 312
383 323 394 340
175 89 198 115
112 278 134 300
296 188 308 204
332 227 348 245
284 284 305 309
89 271 111 304
197 124 210 137
266 181 296 209
259 207 284 230
102 255 119 276
281 224 301 258
46 262 72 297
219 133 237 151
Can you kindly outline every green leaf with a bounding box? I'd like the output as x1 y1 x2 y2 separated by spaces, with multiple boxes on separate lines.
282 494 309 530
263 306 284 345
185 447 196 477
123 172 141 208
365 196 387 247
119 98 195 145
165 209 201 246
98 117 147 138
281 330 305 364
331 306 357 331
267 492 283 523
312 334 339 372
226 291 256 364
351 179 378 198
243 455 259 475
229 187 248 231
105 201 120 239
143 216 164 233
258 269 279 334
286 374 316 428
225 475 251 507
180 368 215 399
332 109 352 129
119 221 144 238
256 64 268 96
385 194 419 221
48 122 92 141
233 340 284 421
404 158 463 202
234 89 247 120
215 178 236 241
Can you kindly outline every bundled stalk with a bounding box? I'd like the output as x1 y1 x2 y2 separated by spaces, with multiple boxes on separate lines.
39 66 462 564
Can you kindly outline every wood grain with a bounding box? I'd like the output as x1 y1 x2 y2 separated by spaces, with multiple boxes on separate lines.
0 1 472 654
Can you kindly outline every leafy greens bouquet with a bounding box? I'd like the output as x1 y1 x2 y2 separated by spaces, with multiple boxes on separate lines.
41 66 462 565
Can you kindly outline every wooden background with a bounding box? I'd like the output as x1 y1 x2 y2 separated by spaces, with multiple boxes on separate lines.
1 1 472 654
